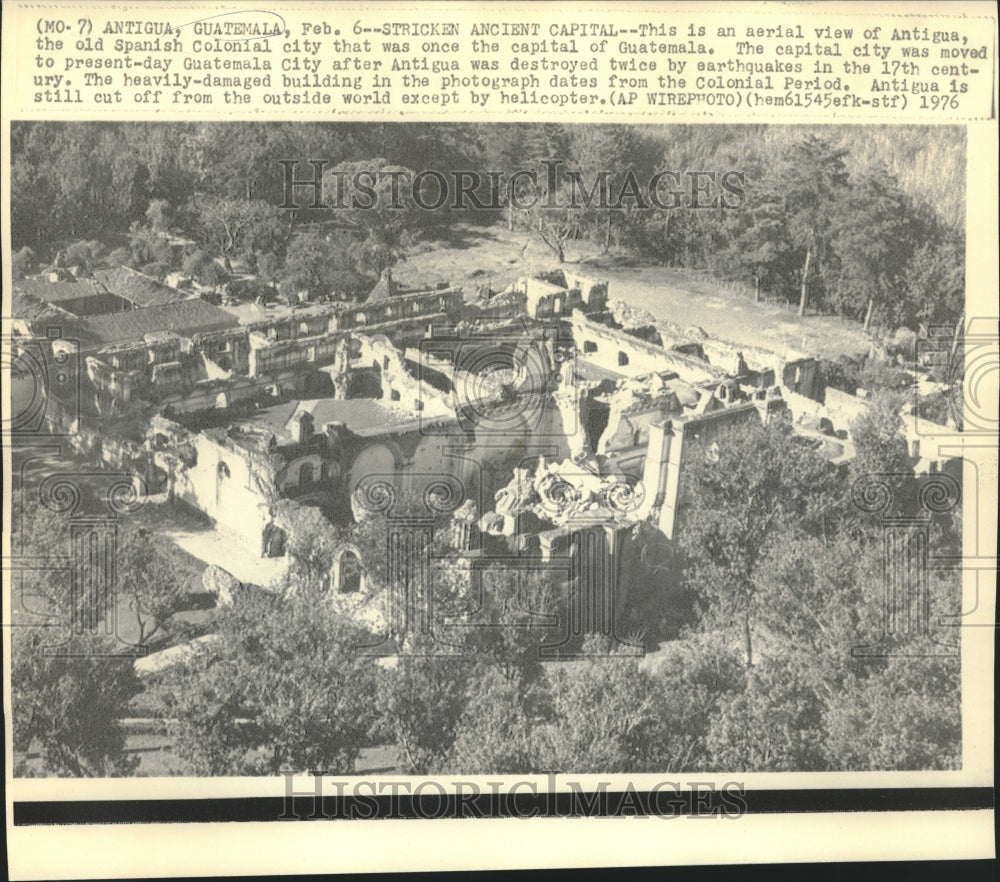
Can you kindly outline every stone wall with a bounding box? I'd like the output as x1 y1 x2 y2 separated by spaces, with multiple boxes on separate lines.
157 427 274 552
558 270 608 310
569 313 724 385
248 330 352 379
192 327 252 374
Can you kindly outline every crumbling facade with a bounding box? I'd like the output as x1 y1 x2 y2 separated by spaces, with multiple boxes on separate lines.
13 261 957 653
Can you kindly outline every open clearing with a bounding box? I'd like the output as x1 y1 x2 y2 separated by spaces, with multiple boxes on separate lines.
397 223 873 362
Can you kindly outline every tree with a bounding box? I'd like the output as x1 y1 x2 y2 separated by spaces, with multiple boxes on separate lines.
822 646 960 771
12 631 141 777
256 251 283 289
457 563 565 684
374 635 474 774
10 499 141 777
849 390 913 485
445 666 538 774
280 230 366 300
115 528 188 646
106 246 137 268
640 636 738 772
532 635 679 773
126 218 173 268
903 235 965 327
476 123 533 231
723 190 798 301
755 535 878 688
182 249 227 287
772 136 850 315
566 125 657 252
677 420 839 667
190 122 297 203
156 588 379 775
516 179 582 263
828 171 922 330
322 159 418 275
139 262 171 282
191 194 290 270
704 656 826 772
59 240 107 274
145 198 172 233
274 500 340 592
11 245 35 280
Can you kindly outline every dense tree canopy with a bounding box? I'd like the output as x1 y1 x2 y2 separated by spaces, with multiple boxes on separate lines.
10 500 142 776
11 121 964 333
676 420 841 666
154 588 379 775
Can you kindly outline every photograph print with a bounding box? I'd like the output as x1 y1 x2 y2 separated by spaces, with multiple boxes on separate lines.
7 120 967 778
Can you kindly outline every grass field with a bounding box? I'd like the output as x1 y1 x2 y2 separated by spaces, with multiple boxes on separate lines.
397 222 873 362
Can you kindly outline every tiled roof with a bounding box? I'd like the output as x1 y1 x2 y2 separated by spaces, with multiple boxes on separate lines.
366 274 394 303
14 278 104 302
11 289 74 329
93 266 190 308
76 299 239 348
14 269 188 317
13 278 134 318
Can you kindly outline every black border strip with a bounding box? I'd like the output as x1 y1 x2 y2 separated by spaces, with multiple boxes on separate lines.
13 787 994 825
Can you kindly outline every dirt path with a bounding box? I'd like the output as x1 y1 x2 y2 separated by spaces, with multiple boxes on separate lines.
398 223 872 361
163 527 288 589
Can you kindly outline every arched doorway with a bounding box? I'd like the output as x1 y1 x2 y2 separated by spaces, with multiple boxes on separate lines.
262 522 287 558
331 545 365 593
347 443 399 517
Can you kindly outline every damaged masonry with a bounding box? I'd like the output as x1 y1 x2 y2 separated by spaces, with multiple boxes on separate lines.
12 260 959 668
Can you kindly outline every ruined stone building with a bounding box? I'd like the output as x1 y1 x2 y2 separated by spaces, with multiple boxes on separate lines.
12 263 958 652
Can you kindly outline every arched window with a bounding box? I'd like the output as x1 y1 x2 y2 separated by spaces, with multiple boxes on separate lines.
331 546 364 593
216 461 231 507
262 523 286 558
299 461 314 487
